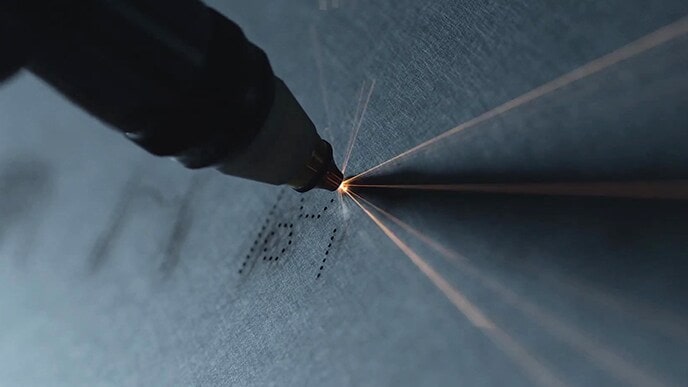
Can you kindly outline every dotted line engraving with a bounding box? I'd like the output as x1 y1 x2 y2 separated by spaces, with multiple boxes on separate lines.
238 190 340 281
317 227 338 279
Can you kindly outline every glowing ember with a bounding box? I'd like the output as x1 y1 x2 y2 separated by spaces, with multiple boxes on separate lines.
337 180 350 194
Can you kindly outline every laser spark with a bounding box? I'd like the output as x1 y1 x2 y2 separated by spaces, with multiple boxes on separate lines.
346 180 688 200
342 79 376 175
339 82 366 165
337 180 349 194
310 25 332 131
346 191 567 387
349 16 688 182
353 193 672 387
360 183 688 340
524 264 688 345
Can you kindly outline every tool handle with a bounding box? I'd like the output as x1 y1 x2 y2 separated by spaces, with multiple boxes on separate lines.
1 0 275 169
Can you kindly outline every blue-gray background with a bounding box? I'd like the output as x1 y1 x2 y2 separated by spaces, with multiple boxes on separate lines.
1 1 687 386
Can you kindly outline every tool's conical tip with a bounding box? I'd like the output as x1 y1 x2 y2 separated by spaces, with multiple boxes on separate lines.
292 139 342 193
314 139 343 191
317 162 344 192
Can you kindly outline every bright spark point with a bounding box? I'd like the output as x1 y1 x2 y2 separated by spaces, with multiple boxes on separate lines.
337 180 349 194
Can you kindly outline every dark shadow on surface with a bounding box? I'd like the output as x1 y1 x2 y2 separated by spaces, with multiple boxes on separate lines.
157 174 209 279
352 166 688 186
0 156 53 263
87 170 207 278
353 170 688 304
87 174 144 274
349 170 688 382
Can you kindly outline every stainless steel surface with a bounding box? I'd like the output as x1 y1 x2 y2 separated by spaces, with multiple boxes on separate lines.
1 1 688 385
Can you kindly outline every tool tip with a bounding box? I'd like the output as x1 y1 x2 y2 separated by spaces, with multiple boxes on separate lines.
317 162 344 192
292 139 343 193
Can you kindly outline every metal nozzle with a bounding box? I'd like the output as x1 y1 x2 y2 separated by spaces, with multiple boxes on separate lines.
216 78 342 193
290 139 343 192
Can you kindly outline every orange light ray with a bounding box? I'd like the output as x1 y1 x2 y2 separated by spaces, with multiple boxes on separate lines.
336 182 352 218
346 180 688 200
340 82 367 165
346 192 567 387
522 263 688 345
352 192 671 387
347 182 688 340
349 16 688 182
342 79 376 175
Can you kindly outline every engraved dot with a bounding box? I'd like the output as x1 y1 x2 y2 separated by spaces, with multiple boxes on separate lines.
317 215 321 219
262 256 266 260
281 248 286 253
316 273 321 278
288 240 292 245
327 243 331 248
322 258 327 263
333 228 337 233
275 257 279 261
330 199 335 203
319 266 324 270
323 207 328 211
238 269 243 274
288 232 293 237
325 251 329 255
263 248 267 252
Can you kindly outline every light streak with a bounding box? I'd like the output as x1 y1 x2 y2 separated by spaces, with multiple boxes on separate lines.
340 82 366 165
346 191 567 387
342 79 376 174
337 180 349 194
345 180 688 200
522 264 688 345
310 25 332 132
353 192 671 387
349 16 688 182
